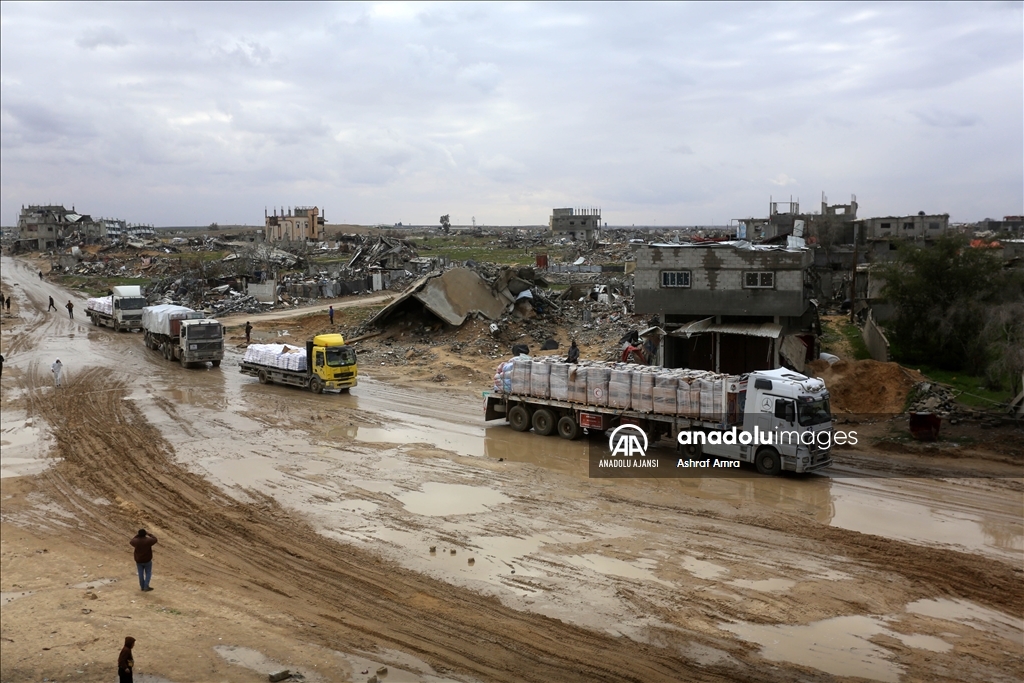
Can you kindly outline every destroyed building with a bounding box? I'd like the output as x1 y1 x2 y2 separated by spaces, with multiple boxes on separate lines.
634 241 818 374
550 207 601 242
265 206 325 242
15 204 83 251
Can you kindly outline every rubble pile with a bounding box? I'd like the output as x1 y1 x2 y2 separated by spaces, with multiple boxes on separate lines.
907 382 961 419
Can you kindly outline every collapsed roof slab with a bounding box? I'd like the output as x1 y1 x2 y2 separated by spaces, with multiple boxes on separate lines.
369 268 509 327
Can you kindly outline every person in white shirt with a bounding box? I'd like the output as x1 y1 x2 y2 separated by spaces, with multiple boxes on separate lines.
52 358 63 387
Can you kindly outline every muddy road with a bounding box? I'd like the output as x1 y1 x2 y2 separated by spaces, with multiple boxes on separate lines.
2 255 1022 683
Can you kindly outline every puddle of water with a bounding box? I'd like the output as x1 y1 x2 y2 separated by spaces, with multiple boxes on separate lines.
73 578 117 590
906 598 1024 644
680 555 728 580
213 645 310 679
722 615 902 683
727 578 796 592
1 591 34 605
678 641 740 667
332 424 486 457
891 632 952 653
0 412 53 479
336 648 459 682
395 482 510 517
565 553 672 587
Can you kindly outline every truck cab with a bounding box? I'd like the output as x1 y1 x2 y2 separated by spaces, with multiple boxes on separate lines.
308 334 358 392
111 285 147 331
740 368 833 473
178 319 225 367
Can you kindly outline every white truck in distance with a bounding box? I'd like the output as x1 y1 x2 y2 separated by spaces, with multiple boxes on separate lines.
484 362 833 475
85 285 147 332
142 304 224 368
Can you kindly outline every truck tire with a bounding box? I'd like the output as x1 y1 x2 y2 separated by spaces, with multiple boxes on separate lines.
557 415 580 440
211 360 221 368
508 405 530 432
310 377 324 394
113 320 120 332
532 408 556 436
258 369 269 384
180 353 189 369
162 343 171 361
755 447 782 476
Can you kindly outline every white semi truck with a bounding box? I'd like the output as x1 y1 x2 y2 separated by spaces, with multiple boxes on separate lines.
484 360 833 475
85 285 148 332
142 304 224 368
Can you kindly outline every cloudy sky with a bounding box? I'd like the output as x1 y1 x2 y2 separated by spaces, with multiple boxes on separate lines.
2 2 1021 227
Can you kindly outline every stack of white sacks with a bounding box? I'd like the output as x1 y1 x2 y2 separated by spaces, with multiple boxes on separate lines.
243 343 307 371
492 356 741 423
86 296 113 315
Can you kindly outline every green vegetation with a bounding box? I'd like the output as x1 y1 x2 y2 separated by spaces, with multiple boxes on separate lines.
912 366 1015 409
820 317 871 361
410 235 568 266
879 235 1024 395
52 275 150 297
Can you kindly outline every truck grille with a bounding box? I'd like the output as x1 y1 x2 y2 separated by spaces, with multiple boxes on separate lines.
336 371 354 379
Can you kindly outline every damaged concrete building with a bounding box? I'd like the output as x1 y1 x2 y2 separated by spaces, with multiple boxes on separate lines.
265 206 325 243
634 241 818 374
550 207 601 242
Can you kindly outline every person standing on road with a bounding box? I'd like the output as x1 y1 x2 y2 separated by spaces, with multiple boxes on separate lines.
4 296 10 312
130 529 157 591
117 636 136 683
51 358 63 387
329 305 334 325
1 354 5 379
65 300 74 320
38 270 43 281
47 296 57 312
244 321 252 345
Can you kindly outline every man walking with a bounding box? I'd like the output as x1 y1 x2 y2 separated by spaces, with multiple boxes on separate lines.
38 270 43 281
4 296 10 312
117 636 136 683
47 296 57 312
328 305 334 325
65 300 74 320
51 358 63 387
130 529 157 591
244 321 252 345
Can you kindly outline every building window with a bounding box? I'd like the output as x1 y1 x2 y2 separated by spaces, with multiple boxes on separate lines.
743 271 775 289
880 222 891 230
902 222 914 230
928 222 940 230
661 271 691 288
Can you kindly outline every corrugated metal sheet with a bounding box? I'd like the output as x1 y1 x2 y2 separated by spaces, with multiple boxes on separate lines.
670 318 783 339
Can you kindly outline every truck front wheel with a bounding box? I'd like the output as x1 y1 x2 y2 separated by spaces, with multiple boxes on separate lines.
310 378 324 394
508 405 530 432
258 369 269 384
211 360 221 368
755 447 782 476
557 415 580 440
532 408 556 436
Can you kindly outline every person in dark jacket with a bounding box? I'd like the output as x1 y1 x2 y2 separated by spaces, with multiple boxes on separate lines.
567 340 580 364
65 300 74 320
245 321 252 344
48 296 57 311
129 529 157 591
117 636 135 683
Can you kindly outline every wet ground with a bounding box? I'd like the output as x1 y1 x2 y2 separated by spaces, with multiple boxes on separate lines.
2 254 1022 682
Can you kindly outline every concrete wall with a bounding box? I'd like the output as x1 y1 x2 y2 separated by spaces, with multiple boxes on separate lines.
861 310 890 362
247 281 276 303
634 245 812 317
862 214 949 241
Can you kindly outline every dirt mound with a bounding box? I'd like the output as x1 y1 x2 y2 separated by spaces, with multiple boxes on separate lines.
809 359 924 414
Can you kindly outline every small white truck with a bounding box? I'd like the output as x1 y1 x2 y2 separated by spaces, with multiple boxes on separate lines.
484 361 833 475
85 285 148 332
142 304 224 368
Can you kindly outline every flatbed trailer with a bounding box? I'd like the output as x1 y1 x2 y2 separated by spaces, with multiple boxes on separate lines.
483 366 834 475
239 335 357 394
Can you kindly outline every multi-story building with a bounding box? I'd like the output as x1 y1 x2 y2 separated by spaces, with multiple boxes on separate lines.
634 241 817 373
265 206 325 242
550 207 601 242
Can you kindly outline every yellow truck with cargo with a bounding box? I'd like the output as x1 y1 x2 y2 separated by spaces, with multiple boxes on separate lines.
239 334 357 394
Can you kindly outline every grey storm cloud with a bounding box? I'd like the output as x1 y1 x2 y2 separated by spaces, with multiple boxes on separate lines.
1 1 1021 227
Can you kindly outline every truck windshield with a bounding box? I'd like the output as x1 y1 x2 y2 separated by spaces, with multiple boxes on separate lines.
798 399 831 426
185 324 221 339
118 297 147 310
325 346 356 367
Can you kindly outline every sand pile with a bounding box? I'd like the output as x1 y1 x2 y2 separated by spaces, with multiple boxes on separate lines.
807 359 924 415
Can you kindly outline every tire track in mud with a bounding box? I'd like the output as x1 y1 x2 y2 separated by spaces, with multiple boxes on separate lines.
598 491 1024 616
23 368 802 683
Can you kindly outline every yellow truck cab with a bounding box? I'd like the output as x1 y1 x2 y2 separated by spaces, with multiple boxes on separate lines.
308 334 358 393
